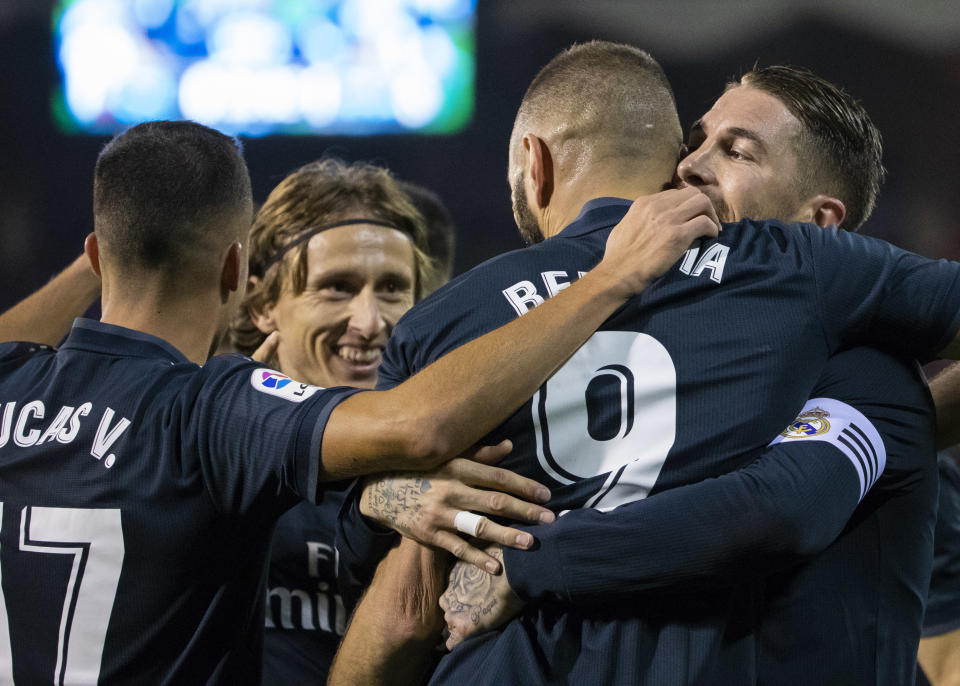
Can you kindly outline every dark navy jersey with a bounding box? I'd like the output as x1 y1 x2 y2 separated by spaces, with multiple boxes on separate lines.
752 350 937 686
262 487 349 685
923 453 960 638
0 319 358 685
380 198 960 514
432 348 936 686
371 198 960 685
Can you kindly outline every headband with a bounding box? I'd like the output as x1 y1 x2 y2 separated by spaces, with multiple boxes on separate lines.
258 218 402 275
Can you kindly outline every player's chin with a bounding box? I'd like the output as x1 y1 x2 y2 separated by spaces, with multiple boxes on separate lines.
326 355 380 389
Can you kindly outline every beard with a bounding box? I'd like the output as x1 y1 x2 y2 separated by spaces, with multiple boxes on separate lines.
712 195 735 223
510 171 545 245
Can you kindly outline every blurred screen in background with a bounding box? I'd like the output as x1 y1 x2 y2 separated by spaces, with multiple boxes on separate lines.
52 0 476 136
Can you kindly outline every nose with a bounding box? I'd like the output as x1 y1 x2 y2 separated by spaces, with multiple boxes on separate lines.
347 287 387 339
676 145 714 188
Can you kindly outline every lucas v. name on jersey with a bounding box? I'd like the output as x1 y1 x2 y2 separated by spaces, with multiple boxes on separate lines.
0 400 130 468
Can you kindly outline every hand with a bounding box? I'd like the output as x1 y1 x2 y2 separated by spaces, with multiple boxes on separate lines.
440 543 525 649
360 441 555 573
252 331 280 365
595 187 721 297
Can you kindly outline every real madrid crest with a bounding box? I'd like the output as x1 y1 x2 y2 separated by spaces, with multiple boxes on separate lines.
781 407 831 438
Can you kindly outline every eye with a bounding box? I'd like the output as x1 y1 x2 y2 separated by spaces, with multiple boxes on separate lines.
727 147 750 162
315 279 356 299
378 277 413 301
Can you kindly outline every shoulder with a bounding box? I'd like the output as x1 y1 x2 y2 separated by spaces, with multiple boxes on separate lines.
0 341 56 363
0 342 57 383
180 355 353 424
393 243 546 334
726 218 896 255
812 348 931 416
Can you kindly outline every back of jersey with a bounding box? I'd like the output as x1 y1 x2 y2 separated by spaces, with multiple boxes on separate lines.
380 199 960 685
0 319 343 685
0 334 254 685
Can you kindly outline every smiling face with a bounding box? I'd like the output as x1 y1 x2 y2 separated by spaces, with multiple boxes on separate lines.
264 223 415 389
677 85 809 223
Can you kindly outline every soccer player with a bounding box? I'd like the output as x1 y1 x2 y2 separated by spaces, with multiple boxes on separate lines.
0 119 716 683
0 159 546 684
437 63 949 685
227 159 462 684
330 45 960 685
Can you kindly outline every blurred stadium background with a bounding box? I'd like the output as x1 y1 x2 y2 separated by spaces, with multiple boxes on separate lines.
1 0 958 312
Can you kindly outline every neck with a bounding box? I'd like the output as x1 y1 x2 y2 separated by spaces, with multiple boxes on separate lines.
99 279 225 365
539 172 669 239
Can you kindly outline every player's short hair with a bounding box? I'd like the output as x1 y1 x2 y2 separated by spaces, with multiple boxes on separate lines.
93 120 252 275
511 41 682 175
230 158 436 356
737 65 885 229
397 180 457 294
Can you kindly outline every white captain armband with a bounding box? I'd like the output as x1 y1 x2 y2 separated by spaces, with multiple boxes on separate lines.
768 397 886 502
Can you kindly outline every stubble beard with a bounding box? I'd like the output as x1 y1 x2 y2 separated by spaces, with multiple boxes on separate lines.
510 172 545 245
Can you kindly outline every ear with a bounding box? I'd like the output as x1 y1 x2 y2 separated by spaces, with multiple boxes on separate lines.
84 233 101 277
524 134 554 210
220 241 242 294
245 276 279 335
805 194 847 229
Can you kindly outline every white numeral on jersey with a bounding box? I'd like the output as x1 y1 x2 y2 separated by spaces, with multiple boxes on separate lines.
0 503 12 681
0 503 124 685
533 331 677 511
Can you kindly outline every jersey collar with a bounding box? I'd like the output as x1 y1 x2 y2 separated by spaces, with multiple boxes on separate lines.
555 197 632 239
60 319 193 365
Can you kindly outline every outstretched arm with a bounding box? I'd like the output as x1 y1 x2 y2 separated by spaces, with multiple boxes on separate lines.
325 189 720 685
0 253 100 344
321 189 720 478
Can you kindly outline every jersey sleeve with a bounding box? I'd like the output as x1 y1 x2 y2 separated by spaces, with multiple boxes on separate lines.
805 224 960 360
923 453 960 637
377 326 415 391
183 355 363 517
503 347 935 605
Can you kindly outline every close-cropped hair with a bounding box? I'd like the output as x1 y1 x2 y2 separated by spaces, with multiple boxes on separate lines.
511 40 682 169
230 158 436 355
737 65 885 229
93 120 252 273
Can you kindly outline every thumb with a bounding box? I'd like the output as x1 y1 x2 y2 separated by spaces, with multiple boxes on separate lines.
466 439 513 465
252 331 280 365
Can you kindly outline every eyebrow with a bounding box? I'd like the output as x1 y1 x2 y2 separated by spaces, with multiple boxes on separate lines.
725 126 765 147
688 120 765 148
310 269 413 285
